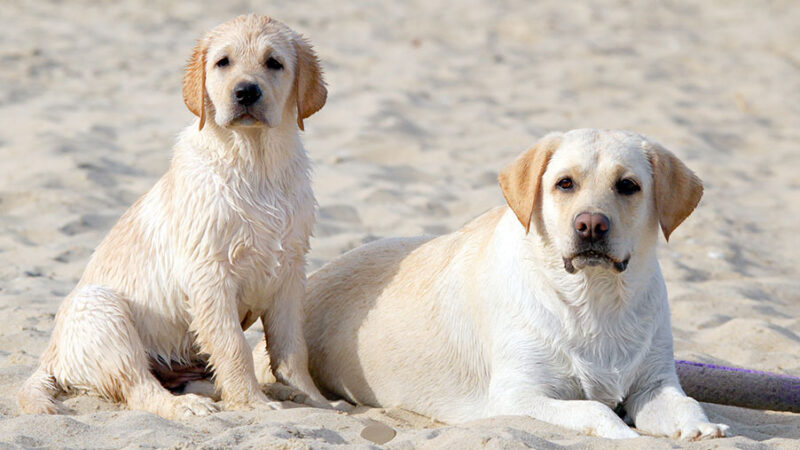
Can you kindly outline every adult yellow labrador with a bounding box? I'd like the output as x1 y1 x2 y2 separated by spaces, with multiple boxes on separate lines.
298 129 729 440
19 14 330 419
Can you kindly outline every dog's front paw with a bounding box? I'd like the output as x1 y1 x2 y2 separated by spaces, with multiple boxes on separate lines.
175 393 219 417
594 423 640 440
304 397 355 411
250 397 285 411
674 422 729 440
327 399 355 411
261 383 352 410
580 401 640 439
226 392 284 411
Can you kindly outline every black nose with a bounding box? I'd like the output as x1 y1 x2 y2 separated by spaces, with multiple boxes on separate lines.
233 82 261 107
574 212 610 241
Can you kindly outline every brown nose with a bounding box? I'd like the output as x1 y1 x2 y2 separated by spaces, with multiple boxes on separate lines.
574 212 610 241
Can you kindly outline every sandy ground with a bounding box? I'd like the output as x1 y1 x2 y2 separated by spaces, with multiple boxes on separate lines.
1 0 799 448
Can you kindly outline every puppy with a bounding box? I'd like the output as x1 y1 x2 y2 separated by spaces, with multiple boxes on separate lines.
298 129 729 439
18 14 331 419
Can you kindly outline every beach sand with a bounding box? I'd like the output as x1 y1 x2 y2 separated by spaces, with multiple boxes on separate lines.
1 0 799 447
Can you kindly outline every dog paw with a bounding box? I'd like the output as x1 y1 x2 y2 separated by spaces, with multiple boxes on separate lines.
587 416 640 439
328 399 355 412
251 397 284 411
262 383 347 410
301 397 355 411
226 393 284 411
675 422 729 440
582 402 640 439
289 392 354 411
177 394 219 417
596 425 640 440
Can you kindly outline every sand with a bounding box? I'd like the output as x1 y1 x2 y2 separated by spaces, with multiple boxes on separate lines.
1 0 799 447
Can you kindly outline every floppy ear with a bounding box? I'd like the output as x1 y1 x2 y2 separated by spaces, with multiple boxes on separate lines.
498 133 562 233
646 142 704 241
293 35 327 131
183 39 208 130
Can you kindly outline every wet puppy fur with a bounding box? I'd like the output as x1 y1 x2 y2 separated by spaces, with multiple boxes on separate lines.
19 14 333 419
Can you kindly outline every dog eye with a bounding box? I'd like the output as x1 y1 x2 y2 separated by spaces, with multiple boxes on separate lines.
265 57 283 70
556 177 574 191
616 179 640 195
215 57 230 68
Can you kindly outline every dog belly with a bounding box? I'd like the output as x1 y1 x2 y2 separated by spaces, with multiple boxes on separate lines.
306 289 488 422
149 356 212 391
119 291 196 363
313 328 486 422
137 319 196 363
303 236 491 422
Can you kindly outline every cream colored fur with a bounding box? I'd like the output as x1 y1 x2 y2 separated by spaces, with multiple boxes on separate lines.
18 14 331 419
291 129 729 440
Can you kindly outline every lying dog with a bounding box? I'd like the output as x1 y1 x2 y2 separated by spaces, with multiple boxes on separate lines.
298 129 729 439
19 14 331 419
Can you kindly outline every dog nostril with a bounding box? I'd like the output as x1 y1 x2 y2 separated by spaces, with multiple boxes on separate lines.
592 214 610 238
574 213 593 238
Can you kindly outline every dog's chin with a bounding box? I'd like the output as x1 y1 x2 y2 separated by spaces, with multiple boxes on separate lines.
563 251 629 274
220 109 272 129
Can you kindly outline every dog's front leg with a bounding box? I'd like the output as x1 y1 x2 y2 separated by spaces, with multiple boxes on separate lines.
625 324 728 440
261 265 340 409
189 282 280 411
485 345 641 439
626 379 728 440
489 389 639 439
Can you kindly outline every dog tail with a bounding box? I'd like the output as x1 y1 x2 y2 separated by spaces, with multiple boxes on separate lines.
18 366 61 414
676 360 800 413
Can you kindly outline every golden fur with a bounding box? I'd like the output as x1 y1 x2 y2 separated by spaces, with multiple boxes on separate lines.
289 130 726 440
19 14 332 420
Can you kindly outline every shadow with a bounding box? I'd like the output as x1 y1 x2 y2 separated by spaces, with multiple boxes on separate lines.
703 403 800 441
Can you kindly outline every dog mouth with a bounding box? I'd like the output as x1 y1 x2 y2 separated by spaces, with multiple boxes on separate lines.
227 107 270 128
563 250 629 274
231 111 262 126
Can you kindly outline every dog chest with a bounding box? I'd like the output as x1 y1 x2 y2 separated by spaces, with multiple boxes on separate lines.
568 352 637 407
506 299 658 408
221 178 313 271
505 263 665 408
556 315 657 407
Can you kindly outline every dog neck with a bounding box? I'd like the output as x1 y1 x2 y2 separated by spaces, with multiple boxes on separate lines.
182 114 304 179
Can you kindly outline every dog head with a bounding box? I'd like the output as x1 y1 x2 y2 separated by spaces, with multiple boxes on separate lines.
183 14 327 131
499 129 703 274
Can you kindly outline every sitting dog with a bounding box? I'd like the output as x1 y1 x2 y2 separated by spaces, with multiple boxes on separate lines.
297 129 729 439
19 14 331 419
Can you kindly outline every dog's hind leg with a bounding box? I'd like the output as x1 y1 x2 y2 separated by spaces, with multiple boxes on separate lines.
18 365 62 414
22 285 217 420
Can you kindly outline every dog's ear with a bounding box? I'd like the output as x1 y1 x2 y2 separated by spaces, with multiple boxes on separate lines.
498 133 562 233
183 39 208 130
646 142 703 241
293 34 327 131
